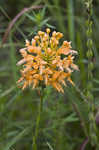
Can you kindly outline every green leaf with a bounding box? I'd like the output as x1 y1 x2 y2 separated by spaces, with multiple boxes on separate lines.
3 127 31 150
46 23 56 29
62 113 79 124
93 79 99 84
41 5 47 18
40 18 50 26
47 142 54 150
25 13 36 22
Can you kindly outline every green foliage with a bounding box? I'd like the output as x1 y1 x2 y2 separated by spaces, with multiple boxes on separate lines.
0 0 99 150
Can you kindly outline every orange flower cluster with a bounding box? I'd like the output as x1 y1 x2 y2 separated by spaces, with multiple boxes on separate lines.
17 28 78 93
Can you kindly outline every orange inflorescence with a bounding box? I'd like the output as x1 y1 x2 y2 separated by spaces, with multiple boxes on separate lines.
17 28 78 93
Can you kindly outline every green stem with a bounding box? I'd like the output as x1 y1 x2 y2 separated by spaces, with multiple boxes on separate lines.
32 89 43 150
72 102 88 137
66 0 75 47
85 0 99 148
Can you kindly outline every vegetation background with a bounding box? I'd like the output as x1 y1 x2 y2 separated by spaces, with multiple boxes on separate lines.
0 0 99 150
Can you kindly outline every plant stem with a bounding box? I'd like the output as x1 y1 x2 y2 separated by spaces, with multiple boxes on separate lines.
32 88 43 150
72 102 88 137
85 0 99 148
66 0 75 48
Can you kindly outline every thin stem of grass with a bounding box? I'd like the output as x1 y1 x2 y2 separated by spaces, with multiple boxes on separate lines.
9 33 17 83
53 0 66 34
72 102 88 137
66 86 89 137
66 0 75 47
74 85 88 104
76 32 87 88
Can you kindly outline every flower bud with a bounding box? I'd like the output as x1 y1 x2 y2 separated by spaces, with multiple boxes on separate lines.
34 36 39 41
25 39 30 46
46 28 50 34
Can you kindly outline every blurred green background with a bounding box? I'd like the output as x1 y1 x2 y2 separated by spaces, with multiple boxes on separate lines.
0 0 99 150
